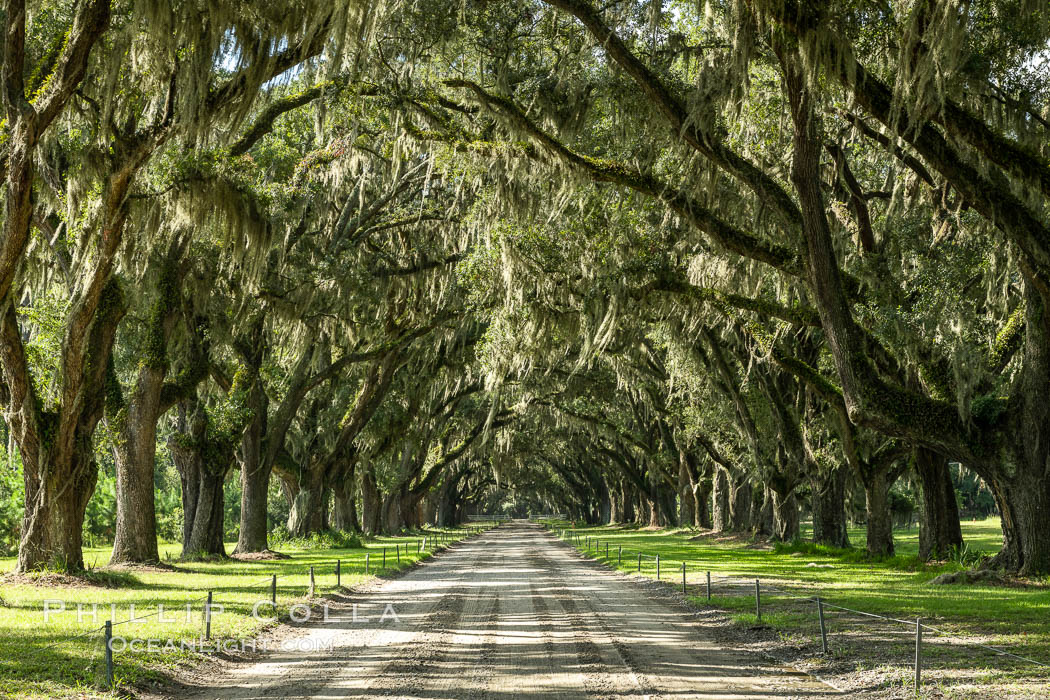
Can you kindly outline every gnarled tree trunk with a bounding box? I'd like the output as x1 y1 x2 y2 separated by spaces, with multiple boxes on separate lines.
913 447 963 560
712 468 730 532
753 487 774 536
811 468 850 548
332 476 361 532
19 452 98 572
862 471 894 556
694 473 712 528
10 281 124 572
989 475 1050 576
170 401 229 559
620 481 635 523
110 255 204 565
360 467 382 535
608 478 622 524
286 462 328 537
728 474 752 532
771 490 800 541
678 449 696 527
235 377 271 553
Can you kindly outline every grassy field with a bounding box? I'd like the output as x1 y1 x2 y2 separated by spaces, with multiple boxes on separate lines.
549 517 1050 697
0 527 480 699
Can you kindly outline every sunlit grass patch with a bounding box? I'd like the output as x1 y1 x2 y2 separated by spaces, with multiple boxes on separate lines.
0 526 481 699
555 518 1050 696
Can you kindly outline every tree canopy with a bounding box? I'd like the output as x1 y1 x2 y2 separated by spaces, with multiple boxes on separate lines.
2 0 1048 575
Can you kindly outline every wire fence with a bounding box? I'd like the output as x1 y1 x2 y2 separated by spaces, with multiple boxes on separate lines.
31 526 486 691
556 528 1050 694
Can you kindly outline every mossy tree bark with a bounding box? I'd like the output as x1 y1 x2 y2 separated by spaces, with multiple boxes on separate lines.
811 468 851 548
622 481 636 524
234 350 270 553
913 447 963 561
170 400 234 559
285 460 330 538
863 470 895 557
608 478 622 524
771 490 800 542
712 467 730 532
233 335 325 552
728 474 753 532
360 466 382 536
1 0 158 573
109 252 206 565
8 280 125 572
678 452 696 527
330 460 360 532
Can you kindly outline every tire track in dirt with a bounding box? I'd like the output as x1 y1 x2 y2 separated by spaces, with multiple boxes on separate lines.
528 580 558 668
529 547 651 699
364 539 487 697
465 582 500 698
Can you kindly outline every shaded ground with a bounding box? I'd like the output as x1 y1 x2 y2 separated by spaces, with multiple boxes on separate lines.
170 522 835 699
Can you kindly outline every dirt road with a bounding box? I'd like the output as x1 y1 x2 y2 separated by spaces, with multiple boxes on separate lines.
179 522 837 699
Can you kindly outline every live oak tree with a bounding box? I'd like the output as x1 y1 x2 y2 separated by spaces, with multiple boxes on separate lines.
4 0 1046 577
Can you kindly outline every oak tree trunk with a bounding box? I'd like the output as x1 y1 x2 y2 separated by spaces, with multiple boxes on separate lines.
109 364 165 565
287 467 327 538
234 379 271 553
608 479 622 524
332 481 361 533
712 468 730 532
771 490 800 541
913 447 963 560
811 468 851 548
18 450 97 572
170 402 228 559
989 477 1050 576
694 474 712 528
360 468 382 535
729 475 752 531
678 452 696 527
863 471 894 556
620 481 635 523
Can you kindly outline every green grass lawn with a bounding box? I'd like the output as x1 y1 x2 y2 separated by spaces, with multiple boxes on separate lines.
800 517 1007 557
0 527 480 699
550 518 1050 696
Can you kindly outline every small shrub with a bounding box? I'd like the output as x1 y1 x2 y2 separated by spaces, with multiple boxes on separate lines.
948 543 986 568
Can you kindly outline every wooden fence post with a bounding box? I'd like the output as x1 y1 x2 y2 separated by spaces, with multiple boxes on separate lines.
205 591 213 640
817 597 828 654
104 620 114 689
914 617 923 694
754 579 761 622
